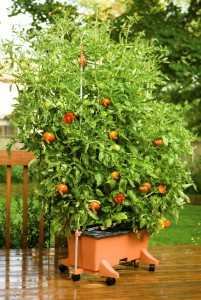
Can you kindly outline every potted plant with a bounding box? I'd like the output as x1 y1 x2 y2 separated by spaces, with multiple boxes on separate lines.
1 14 195 284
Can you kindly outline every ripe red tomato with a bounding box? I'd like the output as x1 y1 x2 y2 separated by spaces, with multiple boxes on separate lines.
56 183 68 195
111 171 120 180
42 131 55 143
63 112 76 124
144 182 152 191
102 98 111 106
153 139 163 147
158 184 167 194
109 130 119 140
164 219 171 228
114 193 125 204
138 186 149 193
89 200 101 212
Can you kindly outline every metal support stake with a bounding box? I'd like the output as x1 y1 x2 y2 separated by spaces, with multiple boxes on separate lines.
74 229 79 272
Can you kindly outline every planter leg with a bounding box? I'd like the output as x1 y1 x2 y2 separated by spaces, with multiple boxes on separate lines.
99 259 119 278
60 257 70 267
140 248 158 265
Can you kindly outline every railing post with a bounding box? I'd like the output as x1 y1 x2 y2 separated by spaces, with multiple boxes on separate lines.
22 166 28 249
6 165 11 250
55 232 60 249
39 215 44 250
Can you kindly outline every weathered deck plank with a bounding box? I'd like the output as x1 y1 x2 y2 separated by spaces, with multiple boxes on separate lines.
0 246 201 300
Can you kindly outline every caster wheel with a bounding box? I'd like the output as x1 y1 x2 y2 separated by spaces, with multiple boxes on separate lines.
59 264 68 273
106 277 116 286
148 264 155 272
71 274 81 281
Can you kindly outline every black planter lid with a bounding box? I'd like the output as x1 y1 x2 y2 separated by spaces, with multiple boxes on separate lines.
82 229 132 239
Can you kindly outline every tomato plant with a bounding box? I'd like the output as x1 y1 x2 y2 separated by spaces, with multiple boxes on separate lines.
3 15 195 237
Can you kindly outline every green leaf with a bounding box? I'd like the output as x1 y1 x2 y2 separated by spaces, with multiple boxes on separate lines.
101 219 112 230
113 212 128 222
96 189 104 196
98 151 104 161
81 153 89 168
127 190 137 203
119 178 127 192
95 173 103 186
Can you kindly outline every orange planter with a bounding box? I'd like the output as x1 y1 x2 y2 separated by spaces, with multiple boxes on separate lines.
60 229 158 285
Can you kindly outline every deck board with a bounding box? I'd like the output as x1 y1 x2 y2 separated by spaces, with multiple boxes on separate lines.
0 246 201 300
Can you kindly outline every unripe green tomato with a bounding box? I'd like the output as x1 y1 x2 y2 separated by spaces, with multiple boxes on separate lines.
158 218 165 230
44 101 51 109
112 144 120 151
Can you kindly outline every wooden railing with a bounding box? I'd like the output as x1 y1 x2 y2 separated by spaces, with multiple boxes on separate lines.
0 150 56 250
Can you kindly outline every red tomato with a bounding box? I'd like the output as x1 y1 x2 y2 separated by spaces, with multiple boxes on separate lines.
89 200 101 212
153 139 163 147
111 171 120 180
56 184 68 195
138 186 149 193
109 130 119 140
114 193 125 204
164 219 171 228
42 131 55 143
158 184 167 194
63 112 76 124
102 98 111 106
144 182 152 191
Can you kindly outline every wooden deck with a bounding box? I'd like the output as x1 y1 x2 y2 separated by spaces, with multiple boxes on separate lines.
1 245 201 300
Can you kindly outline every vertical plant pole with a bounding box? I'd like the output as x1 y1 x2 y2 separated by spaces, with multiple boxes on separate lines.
79 44 87 127
74 221 81 276
73 44 101 277
73 45 88 276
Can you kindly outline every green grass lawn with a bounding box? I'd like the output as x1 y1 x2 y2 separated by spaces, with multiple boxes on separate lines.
149 205 201 246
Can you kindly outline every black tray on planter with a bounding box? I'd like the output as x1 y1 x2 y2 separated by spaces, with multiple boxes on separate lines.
82 228 132 239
